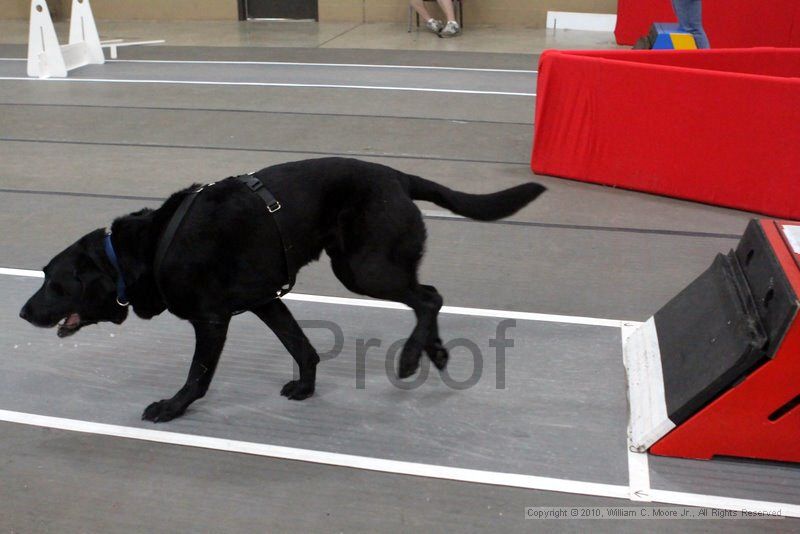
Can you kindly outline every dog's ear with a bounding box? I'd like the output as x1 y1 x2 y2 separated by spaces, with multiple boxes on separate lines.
74 251 105 287
76 253 116 303
110 209 167 319
110 209 155 284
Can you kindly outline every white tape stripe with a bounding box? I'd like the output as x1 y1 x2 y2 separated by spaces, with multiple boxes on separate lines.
288 293 629 327
110 59 538 74
627 449 651 502
0 267 44 278
0 77 535 97
0 57 538 74
0 409 628 499
0 267 636 328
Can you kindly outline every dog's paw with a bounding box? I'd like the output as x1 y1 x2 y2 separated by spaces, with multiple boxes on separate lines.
280 380 315 400
426 340 449 370
397 353 421 379
142 399 186 423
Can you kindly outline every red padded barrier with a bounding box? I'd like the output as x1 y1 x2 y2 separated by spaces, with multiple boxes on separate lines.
531 49 800 220
615 0 800 48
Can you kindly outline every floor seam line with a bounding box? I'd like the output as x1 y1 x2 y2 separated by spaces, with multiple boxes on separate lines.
0 102 533 126
316 23 364 48
0 137 529 165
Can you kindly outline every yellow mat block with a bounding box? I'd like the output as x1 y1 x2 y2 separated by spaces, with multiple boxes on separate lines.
670 32 698 50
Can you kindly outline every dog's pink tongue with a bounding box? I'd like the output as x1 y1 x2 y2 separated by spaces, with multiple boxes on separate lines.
65 313 81 327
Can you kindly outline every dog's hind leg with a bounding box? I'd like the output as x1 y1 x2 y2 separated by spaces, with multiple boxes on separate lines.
328 250 446 379
419 284 448 371
142 318 230 423
396 283 447 377
253 299 319 400
326 195 449 379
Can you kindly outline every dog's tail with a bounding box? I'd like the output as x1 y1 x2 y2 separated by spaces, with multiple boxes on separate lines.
406 175 546 221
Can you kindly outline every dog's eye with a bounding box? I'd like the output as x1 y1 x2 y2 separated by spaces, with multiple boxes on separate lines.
48 281 65 297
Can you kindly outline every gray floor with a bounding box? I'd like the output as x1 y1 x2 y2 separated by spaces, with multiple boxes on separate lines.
0 58 537 95
1 44 796 532
1 276 630 484
4 423 790 534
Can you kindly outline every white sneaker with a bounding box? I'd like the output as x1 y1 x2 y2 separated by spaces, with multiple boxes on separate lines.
425 18 444 33
439 20 461 37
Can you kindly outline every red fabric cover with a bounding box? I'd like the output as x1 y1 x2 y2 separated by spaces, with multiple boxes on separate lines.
615 0 800 48
531 49 800 220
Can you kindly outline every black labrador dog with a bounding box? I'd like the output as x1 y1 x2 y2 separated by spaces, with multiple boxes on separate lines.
20 157 544 422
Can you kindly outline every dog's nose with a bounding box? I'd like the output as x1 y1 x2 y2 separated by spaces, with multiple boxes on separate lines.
19 306 29 321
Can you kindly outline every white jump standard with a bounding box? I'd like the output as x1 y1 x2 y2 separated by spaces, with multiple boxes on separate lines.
26 0 163 78
27 0 103 78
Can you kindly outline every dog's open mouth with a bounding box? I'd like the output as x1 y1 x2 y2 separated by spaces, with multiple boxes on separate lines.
57 313 82 338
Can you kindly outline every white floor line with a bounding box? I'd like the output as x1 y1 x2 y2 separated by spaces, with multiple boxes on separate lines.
0 267 635 328
0 408 629 499
111 59 537 74
0 57 538 74
627 449 651 501
0 267 43 278
0 77 536 97
420 209 466 219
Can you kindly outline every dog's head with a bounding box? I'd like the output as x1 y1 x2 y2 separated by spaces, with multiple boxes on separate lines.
19 229 129 337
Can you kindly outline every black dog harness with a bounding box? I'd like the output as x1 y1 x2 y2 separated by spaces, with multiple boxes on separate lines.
152 174 297 310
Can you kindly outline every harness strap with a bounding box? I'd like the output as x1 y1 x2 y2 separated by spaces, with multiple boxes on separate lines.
236 174 297 297
153 184 205 303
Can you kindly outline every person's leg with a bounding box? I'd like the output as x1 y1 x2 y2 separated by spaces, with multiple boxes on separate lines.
410 0 443 33
410 0 434 21
436 0 456 22
682 0 710 48
673 0 710 49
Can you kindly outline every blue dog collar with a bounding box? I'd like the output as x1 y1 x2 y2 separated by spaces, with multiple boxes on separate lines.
103 231 129 306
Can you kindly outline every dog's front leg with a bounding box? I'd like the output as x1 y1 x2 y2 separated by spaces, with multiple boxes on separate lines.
253 299 319 400
142 318 230 422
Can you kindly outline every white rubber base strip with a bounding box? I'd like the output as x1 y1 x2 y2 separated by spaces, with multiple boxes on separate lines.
623 323 652 503
0 76 535 97
623 317 675 452
0 267 634 328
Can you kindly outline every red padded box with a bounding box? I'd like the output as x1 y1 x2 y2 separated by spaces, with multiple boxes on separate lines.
531 48 800 220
